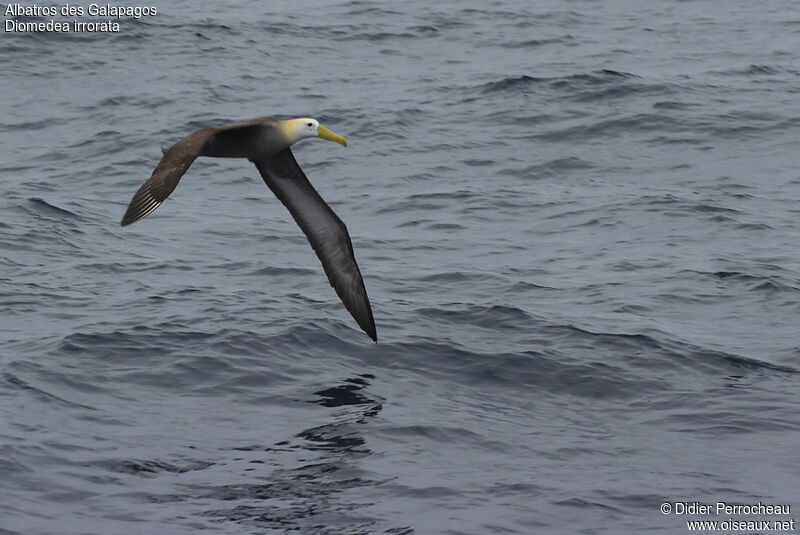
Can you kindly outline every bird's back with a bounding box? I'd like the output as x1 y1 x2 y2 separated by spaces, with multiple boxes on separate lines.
200 117 286 159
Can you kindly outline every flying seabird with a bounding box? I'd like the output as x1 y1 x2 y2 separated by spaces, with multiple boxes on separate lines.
121 117 377 342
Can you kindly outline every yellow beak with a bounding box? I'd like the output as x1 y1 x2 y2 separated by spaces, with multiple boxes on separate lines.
317 124 348 147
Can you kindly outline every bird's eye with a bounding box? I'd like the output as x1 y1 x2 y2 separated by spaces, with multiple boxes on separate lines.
307 122 313 127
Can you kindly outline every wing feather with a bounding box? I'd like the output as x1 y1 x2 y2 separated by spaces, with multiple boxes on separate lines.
253 148 377 341
120 129 213 226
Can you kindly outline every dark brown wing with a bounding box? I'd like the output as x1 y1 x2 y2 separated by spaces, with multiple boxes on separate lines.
120 119 275 226
120 129 213 226
254 148 377 341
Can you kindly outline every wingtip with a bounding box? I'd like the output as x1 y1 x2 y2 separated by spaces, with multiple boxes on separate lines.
120 212 138 226
357 318 377 342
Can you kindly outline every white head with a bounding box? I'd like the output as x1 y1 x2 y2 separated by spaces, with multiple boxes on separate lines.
282 117 348 147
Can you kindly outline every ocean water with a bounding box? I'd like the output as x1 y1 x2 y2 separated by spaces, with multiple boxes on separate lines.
2 0 800 533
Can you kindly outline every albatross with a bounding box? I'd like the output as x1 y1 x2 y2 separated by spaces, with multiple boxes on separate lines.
120 117 377 342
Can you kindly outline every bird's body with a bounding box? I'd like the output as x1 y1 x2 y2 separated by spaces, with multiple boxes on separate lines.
121 117 377 342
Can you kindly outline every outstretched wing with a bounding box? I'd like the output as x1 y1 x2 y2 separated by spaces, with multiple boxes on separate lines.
254 148 377 341
121 119 274 226
120 129 213 226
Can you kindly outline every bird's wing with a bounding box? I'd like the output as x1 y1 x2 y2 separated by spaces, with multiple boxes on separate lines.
253 148 377 341
120 119 275 226
120 129 214 226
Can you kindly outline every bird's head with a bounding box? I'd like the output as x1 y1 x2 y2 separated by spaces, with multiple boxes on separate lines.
282 118 348 147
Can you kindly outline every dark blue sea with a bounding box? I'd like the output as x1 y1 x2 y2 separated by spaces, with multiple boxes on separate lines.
2 1 800 533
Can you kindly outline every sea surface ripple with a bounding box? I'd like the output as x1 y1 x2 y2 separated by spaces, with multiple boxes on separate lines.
2 0 800 533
